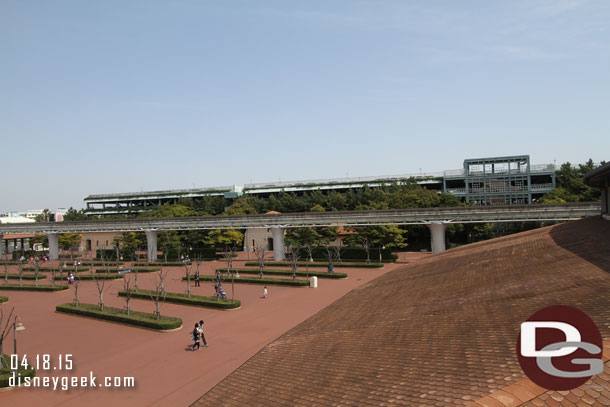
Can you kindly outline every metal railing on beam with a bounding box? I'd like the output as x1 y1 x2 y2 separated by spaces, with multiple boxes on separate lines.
0 203 600 234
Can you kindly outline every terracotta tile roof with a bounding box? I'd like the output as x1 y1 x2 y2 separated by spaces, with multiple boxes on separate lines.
192 218 610 407
2 233 36 240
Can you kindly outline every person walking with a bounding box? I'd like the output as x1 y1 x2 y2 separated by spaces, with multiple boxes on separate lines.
263 286 268 299
197 320 208 347
192 323 201 351
194 270 200 287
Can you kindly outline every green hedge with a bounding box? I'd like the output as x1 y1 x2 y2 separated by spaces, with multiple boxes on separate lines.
245 261 384 269
1 354 36 388
216 268 347 279
52 274 123 281
133 262 188 267
0 297 7 303
118 290 241 309
23 267 89 272
94 267 159 273
56 303 182 331
3 274 47 280
298 247 397 262
186 275 310 287
82 261 124 266
0 285 69 292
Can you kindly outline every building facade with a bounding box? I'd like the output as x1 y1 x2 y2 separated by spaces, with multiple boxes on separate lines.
83 155 557 215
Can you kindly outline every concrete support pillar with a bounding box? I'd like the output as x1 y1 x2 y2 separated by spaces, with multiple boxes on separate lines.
47 233 59 260
0 234 3 260
145 230 158 262
428 222 447 254
271 226 285 261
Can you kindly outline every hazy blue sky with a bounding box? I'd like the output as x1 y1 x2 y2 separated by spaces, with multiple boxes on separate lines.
1 0 609 212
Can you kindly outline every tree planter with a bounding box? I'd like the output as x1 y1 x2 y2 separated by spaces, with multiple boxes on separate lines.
118 290 241 309
55 303 182 331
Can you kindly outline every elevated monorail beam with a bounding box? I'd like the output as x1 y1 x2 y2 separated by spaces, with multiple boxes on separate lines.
0 203 600 234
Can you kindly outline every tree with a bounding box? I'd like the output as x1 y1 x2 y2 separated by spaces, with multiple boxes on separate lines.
254 244 266 279
16 258 25 287
206 229 244 248
59 234 81 257
345 225 407 262
0 306 16 366
3 256 9 285
34 209 52 222
63 207 88 222
91 253 106 311
286 244 300 281
123 277 133 315
223 246 237 301
31 255 42 287
184 262 193 298
537 187 578 204
150 269 167 320
225 199 257 215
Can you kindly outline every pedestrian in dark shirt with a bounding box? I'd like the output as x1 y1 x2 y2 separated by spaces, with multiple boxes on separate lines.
192 323 201 351
194 270 200 287
198 320 208 347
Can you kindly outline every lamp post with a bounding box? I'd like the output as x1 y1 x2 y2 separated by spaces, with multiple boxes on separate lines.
13 316 26 354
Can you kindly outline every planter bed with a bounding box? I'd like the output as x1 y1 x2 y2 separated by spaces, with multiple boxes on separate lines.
1 354 36 388
94 267 159 273
52 274 123 281
245 261 384 269
132 261 215 267
216 268 347 279
81 261 124 266
184 275 310 287
0 285 69 292
23 267 89 272
118 290 241 309
2 274 47 280
0 296 7 303
56 303 182 331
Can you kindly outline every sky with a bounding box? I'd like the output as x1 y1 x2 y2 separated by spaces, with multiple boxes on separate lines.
1 0 609 212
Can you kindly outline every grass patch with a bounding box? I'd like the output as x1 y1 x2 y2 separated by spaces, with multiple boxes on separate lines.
94 267 159 274
0 354 36 388
81 261 124 266
55 303 182 331
2 274 47 280
184 275 310 287
0 285 69 292
52 274 123 281
118 290 240 309
23 267 89 272
216 268 347 279
245 261 384 269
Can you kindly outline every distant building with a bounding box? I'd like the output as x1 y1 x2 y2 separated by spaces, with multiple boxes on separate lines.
83 155 557 215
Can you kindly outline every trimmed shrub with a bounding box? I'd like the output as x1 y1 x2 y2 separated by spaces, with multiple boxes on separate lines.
0 296 7 303
3 274 47 280
245 261 384 269
118 290 241 309
23 267 89 272
52 274 123 281
186 275 310 287
1 354 36 388
55 303 182 330
0 285 69 292
81 261 124 266
133 262 197 267
298 247 397 262
216 268 347 279
94 268 158 274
